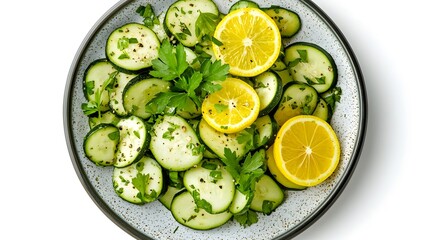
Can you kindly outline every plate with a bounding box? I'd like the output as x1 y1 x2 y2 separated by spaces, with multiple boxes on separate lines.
63 0 367 239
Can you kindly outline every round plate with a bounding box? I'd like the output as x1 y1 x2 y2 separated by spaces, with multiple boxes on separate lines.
63 0 367 239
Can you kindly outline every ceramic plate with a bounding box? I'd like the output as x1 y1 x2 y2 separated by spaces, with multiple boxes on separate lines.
63 0 367 239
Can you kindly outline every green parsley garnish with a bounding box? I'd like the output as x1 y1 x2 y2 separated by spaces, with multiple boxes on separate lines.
146 39 229 115
81 71 118 118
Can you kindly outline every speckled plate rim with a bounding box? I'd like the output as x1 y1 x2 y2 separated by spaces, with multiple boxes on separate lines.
63 0 367 239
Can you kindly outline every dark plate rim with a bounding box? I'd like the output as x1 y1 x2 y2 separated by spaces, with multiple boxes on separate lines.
63 0 368 239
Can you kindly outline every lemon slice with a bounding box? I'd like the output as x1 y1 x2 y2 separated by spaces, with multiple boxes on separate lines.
273 115 341 187
201 77 260 133
212 8 282 77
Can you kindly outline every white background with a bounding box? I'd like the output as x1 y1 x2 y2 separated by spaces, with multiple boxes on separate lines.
0 0 427 239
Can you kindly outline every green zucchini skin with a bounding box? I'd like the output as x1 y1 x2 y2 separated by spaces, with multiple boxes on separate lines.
170 191 233 230
83 123 120 166
114 115 151 168
106 23 160 74
122 74 172 119
273 81 319 126
164 0 219 47
113 156 166 204
253 70 283 116
82 59 117 113
229 0 260 12
284 42 338 94
263 6 302 38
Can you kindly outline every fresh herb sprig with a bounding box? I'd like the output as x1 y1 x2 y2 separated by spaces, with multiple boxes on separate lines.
136 5 160 28
195 12 223 46
147 39 229 115
81 71 118 118
222 148 266 226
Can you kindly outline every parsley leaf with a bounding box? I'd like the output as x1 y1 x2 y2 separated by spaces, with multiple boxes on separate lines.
195 12 220 42
323 86 342 110
150 39 188 81
132 172 158 203
81 71 118 118
147 39 229 115
136 4 160 28
234 210 259 227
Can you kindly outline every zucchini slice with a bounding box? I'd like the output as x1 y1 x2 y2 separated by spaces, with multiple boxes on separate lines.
273 82 319 126
284 42 337 93
183 159 235 214
198 118 248 160
312 98 332 122
83 59 117 112
150 115 203 171
114 116 150 168
170 191 233 230
229 0 260 12
249 174 285 214
109 71 137 117
113 156 165 204
123 75 171 119
159 185 185 210
164 0 219 47
83 123 120 166
229 188 253 215
106 23 160 73
263 6 301 38
88 111 120 129
253 70 283 116
253 115 278 149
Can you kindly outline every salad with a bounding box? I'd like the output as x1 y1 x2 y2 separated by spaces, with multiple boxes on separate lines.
80 0 342 230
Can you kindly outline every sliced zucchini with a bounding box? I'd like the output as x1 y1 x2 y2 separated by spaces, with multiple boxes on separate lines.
253 115 278 149
183 159 235 214
263 6 301 38
123 75 171 119
284 42 337 93
270 51 287 71
113 156 165 204
109 71 137 116
170 191 233 230
164 0 219 47
229 189 253 215
229 0 260 12
253 70 283 116
106 23 160 73
249 174 285 214
159 185 184 209
198 119 248 159
273 82 319 126
150 115 203 171
83 59 117 112
88 111 120 128
312 98 332 122
114 116 150 168
274 69 294 87
83 124 119 166
266 146 306 190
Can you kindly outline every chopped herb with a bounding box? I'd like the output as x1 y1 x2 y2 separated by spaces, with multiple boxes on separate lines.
108 130 120 141
132 172 158 203
234 209 259 227
81 71 118 118
323 86 342 110
214 103 228 113
262 200 275 215
147 39 229 114
195 12 221 44
191 189 213 213
136 5 160 28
